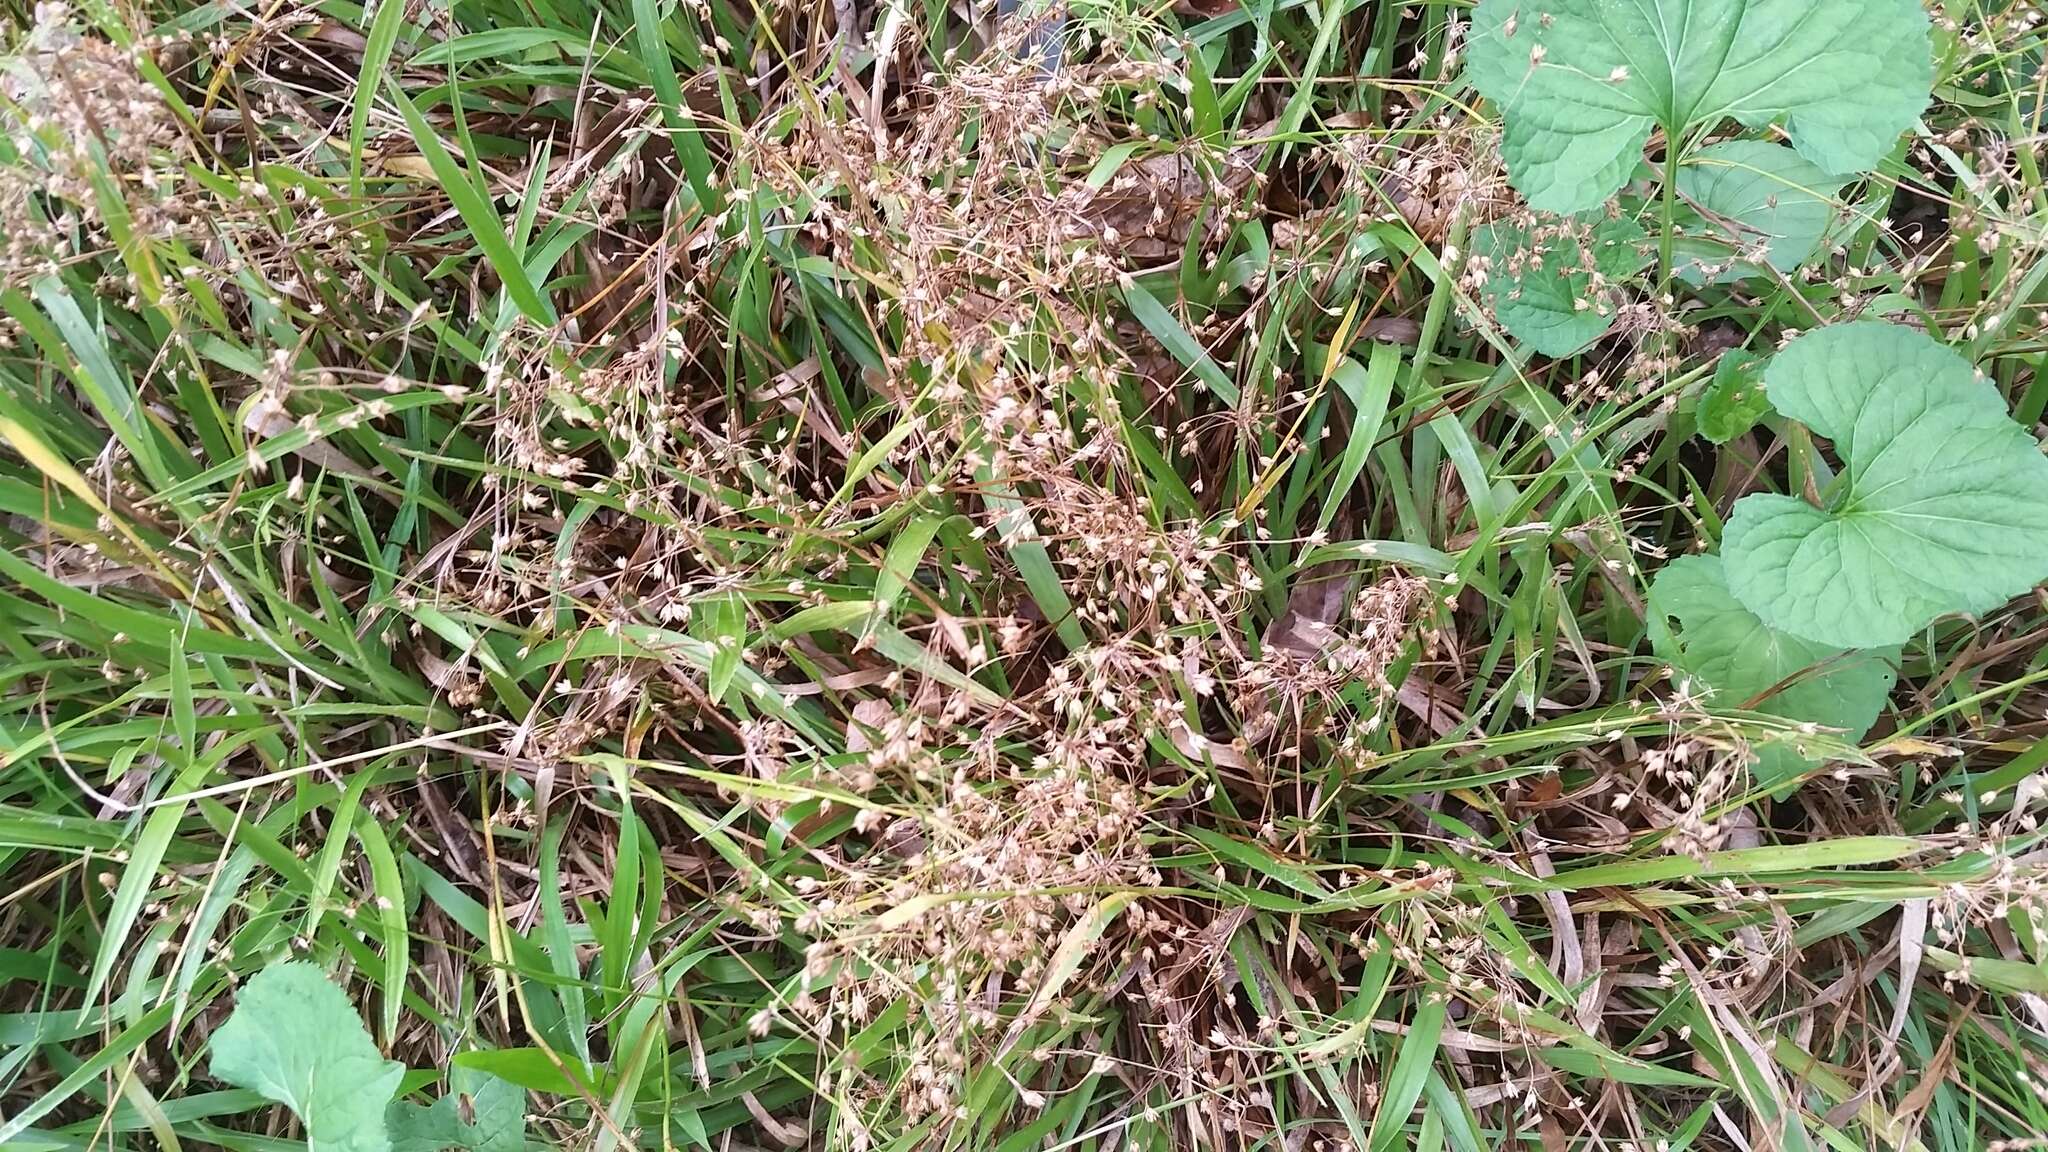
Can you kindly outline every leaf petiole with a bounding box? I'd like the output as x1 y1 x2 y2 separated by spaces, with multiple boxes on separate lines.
1660 134 1682 290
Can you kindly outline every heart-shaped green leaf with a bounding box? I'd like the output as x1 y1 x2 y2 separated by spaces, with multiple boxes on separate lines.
1466 0 1932 214
1723 322 2048 648
1472 214 1648 356
1649 554 1895 791
209 961 406 1152
1673 141 1845 284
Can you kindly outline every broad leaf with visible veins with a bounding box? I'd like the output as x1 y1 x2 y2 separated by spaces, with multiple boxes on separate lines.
1673 141 1845 283
1723 323 2048 648
1473 213 1648 355
1649 554 1895 791
1466 0 1932 214
209 962 405 1152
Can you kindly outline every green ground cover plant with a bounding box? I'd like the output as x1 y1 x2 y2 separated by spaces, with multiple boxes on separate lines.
2 0 2047 1150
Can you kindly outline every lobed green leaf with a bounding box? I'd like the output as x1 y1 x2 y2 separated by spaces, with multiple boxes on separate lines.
1724 322 2048 648
1467 0 1932 213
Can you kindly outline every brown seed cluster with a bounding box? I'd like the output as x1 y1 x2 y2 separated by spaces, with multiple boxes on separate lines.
0 4 181 291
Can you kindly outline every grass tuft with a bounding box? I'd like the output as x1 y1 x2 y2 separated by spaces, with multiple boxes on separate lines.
2 0 2048 1150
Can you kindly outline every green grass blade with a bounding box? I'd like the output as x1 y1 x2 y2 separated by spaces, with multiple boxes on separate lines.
386 82 557 328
